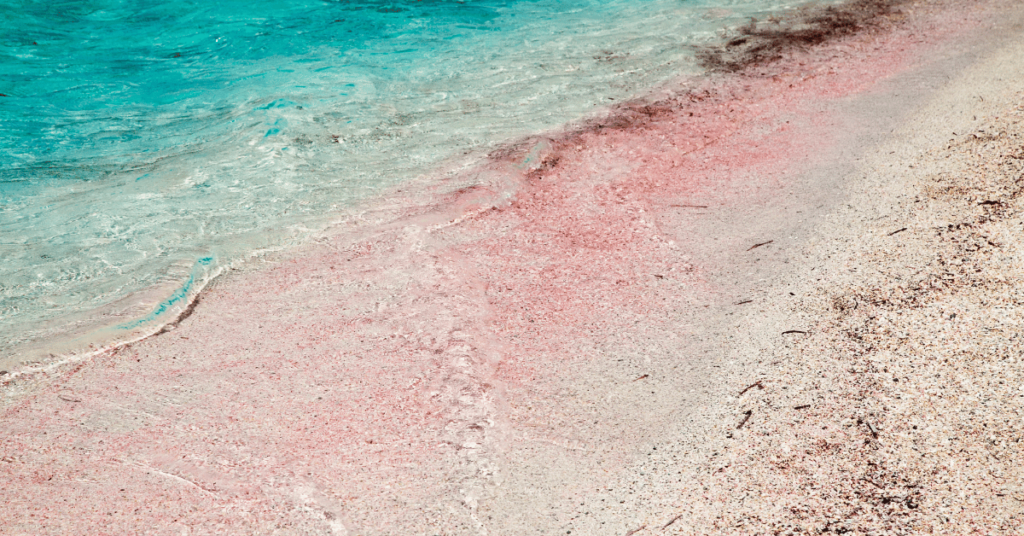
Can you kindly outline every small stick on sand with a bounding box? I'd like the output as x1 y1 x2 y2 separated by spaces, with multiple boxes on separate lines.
794 404 811 410
862 478 884 489
669 204 708 209
737 410 753 429
662 514 685 529
57 394 82 403
858 418 879 438
781 330 808 335
747 240 773 251
739 381 763 396
625 525 647 536
736 299 753 305
888 227 907 236
633 374 650 382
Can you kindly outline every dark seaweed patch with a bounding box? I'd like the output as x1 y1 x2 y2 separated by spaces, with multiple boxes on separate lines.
156 293 204 336
482 0 912 173
697 0 907 73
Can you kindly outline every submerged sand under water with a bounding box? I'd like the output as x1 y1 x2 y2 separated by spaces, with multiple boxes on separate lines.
3 0 1024 533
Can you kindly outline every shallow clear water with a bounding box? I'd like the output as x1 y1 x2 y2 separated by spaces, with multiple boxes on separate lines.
0 0 820 361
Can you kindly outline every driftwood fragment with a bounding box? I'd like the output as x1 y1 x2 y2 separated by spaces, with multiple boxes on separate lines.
737 410 753 429
794 404 810 410
739 381 763 396
747 240 773 251
781 330 808 335
888 227 907 236
633 374 650 382
858 418 879 438
662 514 685 530
862 477 884 489
736 299 753 305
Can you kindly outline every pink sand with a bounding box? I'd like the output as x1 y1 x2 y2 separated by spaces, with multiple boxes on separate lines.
0 3 993 534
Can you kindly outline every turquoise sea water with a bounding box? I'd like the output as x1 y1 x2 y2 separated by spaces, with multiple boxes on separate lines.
1 0 822 363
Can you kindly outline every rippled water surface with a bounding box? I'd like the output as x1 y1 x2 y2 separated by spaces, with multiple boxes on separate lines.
1 0 822 361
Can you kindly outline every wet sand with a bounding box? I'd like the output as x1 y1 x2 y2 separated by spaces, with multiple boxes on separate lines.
3 0 1024 534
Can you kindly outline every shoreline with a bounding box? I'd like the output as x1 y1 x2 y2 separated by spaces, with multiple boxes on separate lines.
3 0 1024 533
0 0 927 379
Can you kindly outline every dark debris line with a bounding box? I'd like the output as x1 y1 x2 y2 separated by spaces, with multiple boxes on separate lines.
697 0 907 73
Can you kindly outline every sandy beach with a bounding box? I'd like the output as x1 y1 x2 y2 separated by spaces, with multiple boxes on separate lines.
3 0 1024 534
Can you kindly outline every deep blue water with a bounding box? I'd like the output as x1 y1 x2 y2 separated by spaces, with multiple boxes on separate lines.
0 0 820 363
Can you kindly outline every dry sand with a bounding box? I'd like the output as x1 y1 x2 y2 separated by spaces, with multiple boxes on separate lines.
658 16 1024 534
3 0 1024 534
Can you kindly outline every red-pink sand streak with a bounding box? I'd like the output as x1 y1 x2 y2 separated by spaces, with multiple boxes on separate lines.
0 5 981 534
